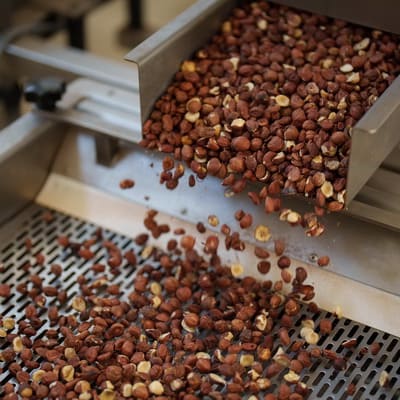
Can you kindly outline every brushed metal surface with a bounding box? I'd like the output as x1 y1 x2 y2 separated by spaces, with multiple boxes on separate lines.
49 132 400 297
5 37 138 91
0 114 64 225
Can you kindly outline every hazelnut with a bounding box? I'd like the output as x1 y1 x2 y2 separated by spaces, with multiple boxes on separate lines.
141 245 153 259
186 97 201 113
334 305 343 319
347 72 360 84
353 37 370 51
12 336 24 353
321 181 334 198
170 378 184 391
275 95 290 107
150 282 162 295
184 112 200 123
317 255 330 267
319 319 333 334
182 319 195 333
99 389 116 400
137 360 151 374
61 365 75 382
232 136 251 151
305 331 320 345
301 319 315 329
340 64 353 73
286 211 301 224
255 314 268 331
149 380 164 395
72 296 86 312
231 263 244 278
231 118 246 130
122 383 132 398
379 370 389 387
284 370 300 383
32 370 46 383
181 60 196 73
208 215 219 227
210 373 226 385
254 225 271 242
64 347 77 360
257 19 268 30
184 312 199 328
2 317 15 330
240 354 254 367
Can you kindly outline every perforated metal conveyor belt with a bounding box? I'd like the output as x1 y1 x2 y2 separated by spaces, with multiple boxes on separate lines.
0 205 399 399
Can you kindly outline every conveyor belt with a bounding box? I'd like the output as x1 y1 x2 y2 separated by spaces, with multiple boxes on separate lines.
0 206 399 399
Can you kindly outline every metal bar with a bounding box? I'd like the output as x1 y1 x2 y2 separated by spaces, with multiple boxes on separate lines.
346 77 400 204
5 37 138 91
35 78 141 142
270 0 400 35
125 0 233 123
0 113 64 225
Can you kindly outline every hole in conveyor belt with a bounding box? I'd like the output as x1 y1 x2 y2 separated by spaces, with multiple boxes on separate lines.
387 338 399 352
393 349 400 363
361 357 373 371
316 382 330 397
332 379 345 394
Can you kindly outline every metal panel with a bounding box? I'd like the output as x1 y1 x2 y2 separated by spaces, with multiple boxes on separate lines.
125 0 233 123
5 37 138 91
49 132 400 296
0 206 398 398
0 114 64 225
346 77 400 204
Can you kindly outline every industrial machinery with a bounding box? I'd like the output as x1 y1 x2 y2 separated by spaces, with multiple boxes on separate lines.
0 0 399 398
